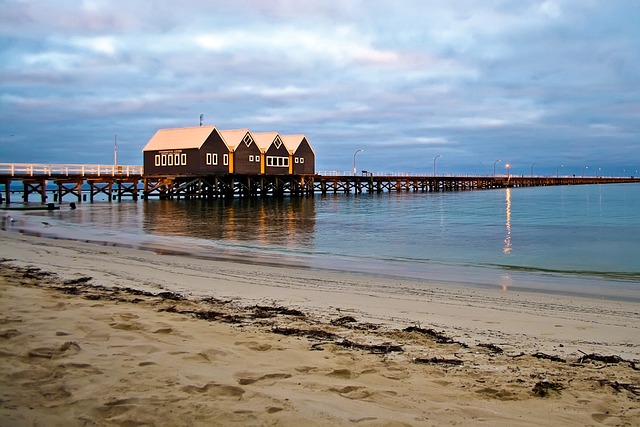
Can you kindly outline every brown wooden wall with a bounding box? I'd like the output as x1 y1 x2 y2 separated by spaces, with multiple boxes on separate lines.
291 138 315 174
264 140 291 175
232 136 261 174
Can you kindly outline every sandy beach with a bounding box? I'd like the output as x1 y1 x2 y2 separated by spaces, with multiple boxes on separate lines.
1 231 638 426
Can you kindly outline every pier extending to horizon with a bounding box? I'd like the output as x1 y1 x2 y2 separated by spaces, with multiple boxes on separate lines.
1 163 638 204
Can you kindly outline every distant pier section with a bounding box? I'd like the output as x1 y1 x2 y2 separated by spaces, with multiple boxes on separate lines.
1 163 638 204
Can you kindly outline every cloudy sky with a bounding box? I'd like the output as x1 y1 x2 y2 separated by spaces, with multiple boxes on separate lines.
1 0 639 176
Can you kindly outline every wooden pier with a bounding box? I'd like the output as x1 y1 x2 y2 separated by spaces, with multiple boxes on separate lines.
1 163 638 204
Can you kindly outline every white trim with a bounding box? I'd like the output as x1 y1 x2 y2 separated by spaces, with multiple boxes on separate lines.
155 155 160 166
266 156 289 167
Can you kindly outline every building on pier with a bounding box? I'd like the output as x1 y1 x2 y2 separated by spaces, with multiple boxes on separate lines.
253 132 291 175
282 134 315 175
218 129 260 174
142 126 315 176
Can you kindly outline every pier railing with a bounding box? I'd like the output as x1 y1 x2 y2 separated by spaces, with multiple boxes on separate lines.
0 163 143 177
1 163 639 204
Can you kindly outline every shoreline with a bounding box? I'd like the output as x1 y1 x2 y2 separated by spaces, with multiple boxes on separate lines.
4 213 640 304
0 232 639 425
1 231 639 360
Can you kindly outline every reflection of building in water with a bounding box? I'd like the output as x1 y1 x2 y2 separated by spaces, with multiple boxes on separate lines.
143 198 316 247
503 188 512 255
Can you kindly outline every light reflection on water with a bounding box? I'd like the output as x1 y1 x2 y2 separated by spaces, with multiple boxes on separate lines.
7 183 640 300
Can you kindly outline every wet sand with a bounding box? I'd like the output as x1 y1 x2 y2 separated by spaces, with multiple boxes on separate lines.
0 232 638 426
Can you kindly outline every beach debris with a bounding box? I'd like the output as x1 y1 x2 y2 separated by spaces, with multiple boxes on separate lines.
577 352 640 371
478 343 504 354
328 316 379 331
597 380 640 396
532 380 563 397
63 276 92 286
577 352 624 364
200 296 232 305
403 326 466 346
156 291 185 301
413 356 463 366
330 316 357 326
335 339 403 354
254 305 306 317
531 352 566 363
271 326 339 341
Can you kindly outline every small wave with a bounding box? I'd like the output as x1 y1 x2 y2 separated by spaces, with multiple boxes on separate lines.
481 263 640 283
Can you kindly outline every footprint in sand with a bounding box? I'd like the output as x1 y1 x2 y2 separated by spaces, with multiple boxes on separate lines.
0 328 21 338
182 382 246 398
236 372 292 385
329 386 373 400
234 340 275 352
326 368 355 379
28 341 81 359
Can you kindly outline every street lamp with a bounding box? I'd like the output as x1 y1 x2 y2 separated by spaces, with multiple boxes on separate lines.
505 163 511 179
531 163 537 177
557 164 563 178
493 159 501 177
584 166 588 177
433 154 442 177
353 149 364 176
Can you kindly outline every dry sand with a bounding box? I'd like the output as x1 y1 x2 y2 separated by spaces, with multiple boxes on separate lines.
0 232 638 426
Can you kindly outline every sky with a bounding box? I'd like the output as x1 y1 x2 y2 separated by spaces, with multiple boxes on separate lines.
1 0 639 177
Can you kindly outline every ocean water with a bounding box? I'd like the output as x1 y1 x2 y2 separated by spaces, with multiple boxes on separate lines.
5 183 640 301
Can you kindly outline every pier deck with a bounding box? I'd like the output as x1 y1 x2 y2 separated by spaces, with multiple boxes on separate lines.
1 163 638 204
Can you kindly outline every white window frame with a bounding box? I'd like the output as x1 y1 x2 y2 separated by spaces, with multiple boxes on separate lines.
249 155 254 162
161 154 167 166
181 153 187 165
155 155 160 166
300 158 304 164
167 154 173 166
266 156 289 167
223 154 229 166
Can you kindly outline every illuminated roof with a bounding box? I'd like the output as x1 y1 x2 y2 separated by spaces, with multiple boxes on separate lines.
281 134 315 155
142 126 218 151
252 132 281 153
218 129 253 151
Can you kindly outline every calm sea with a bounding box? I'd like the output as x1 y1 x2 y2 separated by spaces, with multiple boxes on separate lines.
6 183 640 301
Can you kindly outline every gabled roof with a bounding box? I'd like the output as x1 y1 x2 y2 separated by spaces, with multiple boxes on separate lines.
252 132 281 153
281 134 316 156
142 126 218 152
219 129 254 151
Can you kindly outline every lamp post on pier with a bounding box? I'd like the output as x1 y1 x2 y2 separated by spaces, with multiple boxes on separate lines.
505 163 511 179
557 164 563 178
531 163 537 177
353 149 364 176
433 154 442 177
493 159 501 177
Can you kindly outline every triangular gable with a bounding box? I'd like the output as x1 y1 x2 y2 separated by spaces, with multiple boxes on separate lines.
142 126 218 152
219 129 254 151
281 134 315 156
252 132 280 153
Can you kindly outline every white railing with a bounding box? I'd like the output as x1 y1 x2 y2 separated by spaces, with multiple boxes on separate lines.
0 163 143 177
